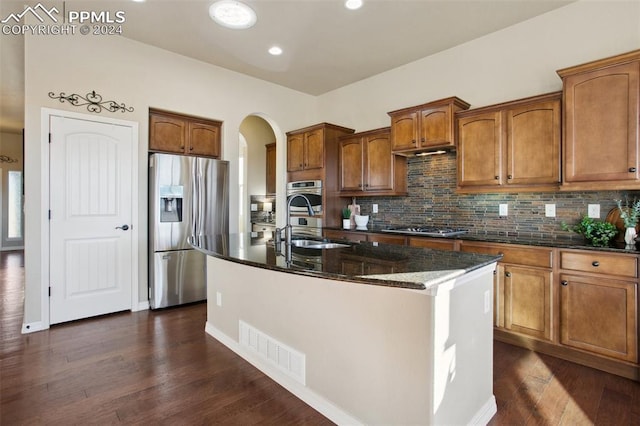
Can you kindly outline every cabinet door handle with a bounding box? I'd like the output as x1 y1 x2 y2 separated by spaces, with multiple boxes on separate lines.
189 146 194 151
494 176 500 180
592 261 600 267
505 272 512 277
630 167 637 172
507 175 513 180
421 137 425 143
561 280 568 286
412 139 417 145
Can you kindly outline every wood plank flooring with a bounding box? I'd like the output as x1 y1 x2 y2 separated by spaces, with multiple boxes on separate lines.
2 250 639 425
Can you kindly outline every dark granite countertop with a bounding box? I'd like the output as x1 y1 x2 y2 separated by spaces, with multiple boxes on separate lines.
189 233 502 290
325 226 640 255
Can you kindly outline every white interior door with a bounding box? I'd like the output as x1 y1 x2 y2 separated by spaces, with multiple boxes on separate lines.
49 115 134 324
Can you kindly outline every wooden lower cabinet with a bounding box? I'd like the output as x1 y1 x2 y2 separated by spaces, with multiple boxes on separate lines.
559 273 637 363
460 241 553 342
408 236 458 251
558 249 639 364
504 265 552 341
321 231 640 380
323 229 406 245
324 229 366 243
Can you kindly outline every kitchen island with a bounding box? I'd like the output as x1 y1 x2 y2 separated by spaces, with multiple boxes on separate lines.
192 233 501 425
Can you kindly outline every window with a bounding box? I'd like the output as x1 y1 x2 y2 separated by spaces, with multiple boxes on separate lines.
8 170 22 239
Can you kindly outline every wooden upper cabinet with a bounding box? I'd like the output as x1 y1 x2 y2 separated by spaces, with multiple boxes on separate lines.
149 113 187 153
266 143 276 195
338 128 407 196
457 110 503 188
389 110 419 151
456 92 561 193
304 129 325 170
507 98 561 185
558 50 640 190
338 136 363 192
286 128 325 172
388 97 470 155
149 109 222 158
286 134 305 172
188 120 221 158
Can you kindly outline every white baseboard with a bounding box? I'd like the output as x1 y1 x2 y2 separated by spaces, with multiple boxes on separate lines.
469 395 497 426
205 322 363 426
1 246 24 251
21 321 47 334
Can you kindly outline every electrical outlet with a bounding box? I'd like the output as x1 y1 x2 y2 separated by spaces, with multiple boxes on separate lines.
499 204 508 216
588 204 600 218
216 291 222 307
372 204 378 214
545 204 556 218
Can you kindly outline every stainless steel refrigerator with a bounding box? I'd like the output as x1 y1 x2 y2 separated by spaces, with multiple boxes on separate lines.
149 153 229 309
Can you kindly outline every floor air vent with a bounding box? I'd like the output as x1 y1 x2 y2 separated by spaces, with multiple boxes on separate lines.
239 320 306 385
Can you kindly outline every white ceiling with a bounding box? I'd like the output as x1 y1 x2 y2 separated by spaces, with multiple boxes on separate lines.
0 0 574 133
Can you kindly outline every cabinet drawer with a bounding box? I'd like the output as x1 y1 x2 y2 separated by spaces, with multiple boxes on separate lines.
560 251 638 278
460 242 552 268
368 234 406 246
409 237 457 251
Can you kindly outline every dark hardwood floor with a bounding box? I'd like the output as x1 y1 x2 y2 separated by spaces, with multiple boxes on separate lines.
2 250 639 425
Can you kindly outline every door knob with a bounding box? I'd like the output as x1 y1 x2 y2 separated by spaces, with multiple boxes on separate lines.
116 224 129 231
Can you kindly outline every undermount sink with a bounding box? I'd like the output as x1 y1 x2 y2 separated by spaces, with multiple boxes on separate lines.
291 239 350 249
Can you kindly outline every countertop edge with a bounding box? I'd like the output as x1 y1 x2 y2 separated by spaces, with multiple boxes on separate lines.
189 236 501 291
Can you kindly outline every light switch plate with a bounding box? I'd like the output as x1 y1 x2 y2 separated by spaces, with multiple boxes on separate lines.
499 204 508 216
588 204 600 218
372 204 378 213
545 204 556 218
250 203 258 211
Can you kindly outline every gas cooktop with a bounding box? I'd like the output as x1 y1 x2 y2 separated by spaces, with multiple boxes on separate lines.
380 227 468 237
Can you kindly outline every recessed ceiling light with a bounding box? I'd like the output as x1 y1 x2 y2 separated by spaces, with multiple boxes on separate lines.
209 0 257 29
345 0 363 10
268 46 283 56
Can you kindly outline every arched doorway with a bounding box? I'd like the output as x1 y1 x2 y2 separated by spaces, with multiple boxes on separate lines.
238 114 280 234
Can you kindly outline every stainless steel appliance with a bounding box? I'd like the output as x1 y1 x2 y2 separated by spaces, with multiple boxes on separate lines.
380 226 468 237
149 153 229 309
286 180 322 237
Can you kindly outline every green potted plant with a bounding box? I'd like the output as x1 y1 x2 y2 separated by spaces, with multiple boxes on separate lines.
342 207 351 229
616 198 640 246
561 216 618 247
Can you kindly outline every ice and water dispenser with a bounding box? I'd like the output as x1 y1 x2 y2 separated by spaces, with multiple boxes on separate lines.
159 185 183 222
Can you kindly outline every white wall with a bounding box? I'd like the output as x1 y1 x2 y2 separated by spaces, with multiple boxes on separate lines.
317 1 640 132
23 32 317 329
22 0 640 330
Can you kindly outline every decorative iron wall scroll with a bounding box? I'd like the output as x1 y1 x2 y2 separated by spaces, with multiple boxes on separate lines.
48 90 134 114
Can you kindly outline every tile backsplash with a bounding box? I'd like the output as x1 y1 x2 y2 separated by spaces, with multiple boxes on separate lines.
346 152 640 241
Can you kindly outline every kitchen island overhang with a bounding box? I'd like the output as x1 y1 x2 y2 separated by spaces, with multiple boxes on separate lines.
192 233 501 425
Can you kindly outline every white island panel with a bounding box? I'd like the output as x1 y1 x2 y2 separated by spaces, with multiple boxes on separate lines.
205 256 496 425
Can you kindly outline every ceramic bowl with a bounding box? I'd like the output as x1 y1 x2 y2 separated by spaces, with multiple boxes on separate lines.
354 214 369 227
